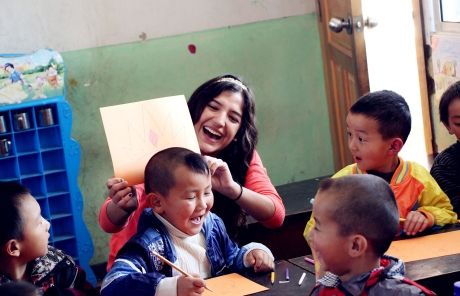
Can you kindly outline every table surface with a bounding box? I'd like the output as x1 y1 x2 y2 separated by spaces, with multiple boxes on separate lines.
243 260 316 296
288 226 460 282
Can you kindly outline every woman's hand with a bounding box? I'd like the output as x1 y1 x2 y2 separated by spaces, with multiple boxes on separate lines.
204 156 240 199
106 178 138 213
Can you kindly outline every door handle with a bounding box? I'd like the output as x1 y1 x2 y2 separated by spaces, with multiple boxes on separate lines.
328 17 352 34
364 17 378 28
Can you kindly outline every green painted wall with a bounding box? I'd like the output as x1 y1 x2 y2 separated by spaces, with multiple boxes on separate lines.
62 14 334 264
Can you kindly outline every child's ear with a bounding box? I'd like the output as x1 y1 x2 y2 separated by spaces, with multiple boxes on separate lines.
148 193 164 213
4 239 21 257
347 235 367 258
388 138 404 155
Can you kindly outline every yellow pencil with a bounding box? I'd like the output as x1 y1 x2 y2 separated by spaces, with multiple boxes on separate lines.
270 271 275 285
151 250 213 292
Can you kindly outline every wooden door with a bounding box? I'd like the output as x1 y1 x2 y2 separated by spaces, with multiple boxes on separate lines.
315 0 369 170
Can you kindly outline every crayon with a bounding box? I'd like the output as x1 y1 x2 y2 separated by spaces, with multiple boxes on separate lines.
304 256 315 265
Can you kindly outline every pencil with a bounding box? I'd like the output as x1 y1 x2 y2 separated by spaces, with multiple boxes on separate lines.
271 271 275 285
151 250 213 292
285 267 289 281
399 217 406 222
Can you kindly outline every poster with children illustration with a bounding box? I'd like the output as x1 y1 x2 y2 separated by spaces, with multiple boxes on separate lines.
0 49 64 105
431 33 460 151
100 95 200 185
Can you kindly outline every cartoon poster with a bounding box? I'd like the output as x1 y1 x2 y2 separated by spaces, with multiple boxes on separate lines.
100 95 200 184
430 33 460 151
0 49 64 105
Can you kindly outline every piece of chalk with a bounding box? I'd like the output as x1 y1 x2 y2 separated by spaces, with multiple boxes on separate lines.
298 272 306 286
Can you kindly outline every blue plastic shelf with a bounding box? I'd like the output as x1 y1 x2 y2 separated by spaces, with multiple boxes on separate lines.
0 49 96 285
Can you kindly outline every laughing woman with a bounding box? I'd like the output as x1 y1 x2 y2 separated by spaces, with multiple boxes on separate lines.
98 74 285 270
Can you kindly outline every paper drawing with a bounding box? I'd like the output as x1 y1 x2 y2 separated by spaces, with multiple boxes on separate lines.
100 95 200 184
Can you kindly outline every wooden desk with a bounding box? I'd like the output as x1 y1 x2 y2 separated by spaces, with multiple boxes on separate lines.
289 254 460 295
288 225 460 295
242 260 316 295
392 224 460 281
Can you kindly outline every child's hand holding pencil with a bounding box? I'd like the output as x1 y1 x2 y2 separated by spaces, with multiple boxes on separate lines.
151 250 213 294
177 275 209 296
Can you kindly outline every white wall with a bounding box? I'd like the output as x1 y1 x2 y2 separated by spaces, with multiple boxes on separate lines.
0 0 315 53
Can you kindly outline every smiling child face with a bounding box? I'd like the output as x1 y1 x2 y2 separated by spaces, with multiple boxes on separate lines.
308 191 352 276
155 164 213 235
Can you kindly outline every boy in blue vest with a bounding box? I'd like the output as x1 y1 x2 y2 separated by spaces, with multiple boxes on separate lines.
308 175 436 295
101 147 274 296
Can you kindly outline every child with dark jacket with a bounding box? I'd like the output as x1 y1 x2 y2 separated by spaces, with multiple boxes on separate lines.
101 147 274 296
308 175 436 295
430 81 460 215
0 181 97 296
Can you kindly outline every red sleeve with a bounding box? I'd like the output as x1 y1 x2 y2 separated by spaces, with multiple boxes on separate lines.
98 184 146 233
98 184 148 270
244 150 285 228
98 197 123 233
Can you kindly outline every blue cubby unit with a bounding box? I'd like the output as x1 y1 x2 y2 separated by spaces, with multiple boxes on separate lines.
0 49 95 284
14 130 39 154
39 126 62 149
0 157 18 180
42 148 65 171
19 153 43 176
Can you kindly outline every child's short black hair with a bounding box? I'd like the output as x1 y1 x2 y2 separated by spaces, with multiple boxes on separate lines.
0 181 30 247
439 81 460 126
4 63 14 70
317 174 399 256
350 90 411 143
144 147 209 196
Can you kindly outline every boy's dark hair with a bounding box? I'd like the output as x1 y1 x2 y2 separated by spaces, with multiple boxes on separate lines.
0 281 40 296
350 90 411 143
0 181 30 247
144 147 209 196
4 63 14 70
439 81 460 125
317 175 399 256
